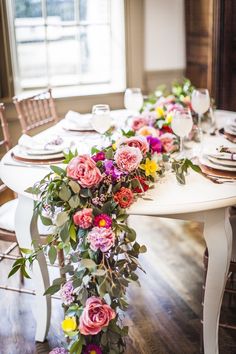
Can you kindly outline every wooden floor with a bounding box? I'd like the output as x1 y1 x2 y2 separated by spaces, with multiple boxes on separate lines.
0 216 236 354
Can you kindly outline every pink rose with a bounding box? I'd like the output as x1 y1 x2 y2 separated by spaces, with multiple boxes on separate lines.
114 146 142 172
79 297 116 335
73 208 93 229
117 136 149 155
131 116 149 131
67 155 103 188
159 133 178 153
87 227 115 252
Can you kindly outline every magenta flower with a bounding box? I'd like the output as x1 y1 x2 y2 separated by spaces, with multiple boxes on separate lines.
87 227 115 252
94 214 112 228
104 160 124 180
49 348 68 354
60 281 74 306
84 344 102 354
146 136 162 153
114 146 142 172
92 151 105 162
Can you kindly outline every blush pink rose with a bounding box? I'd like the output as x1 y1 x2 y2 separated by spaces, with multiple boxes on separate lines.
79 297 116 335
117 136 149 155
159 133 178 153
73 208 93 229
87 226 115 252
67 155 103 188
131 116 149 131
114 146 142 172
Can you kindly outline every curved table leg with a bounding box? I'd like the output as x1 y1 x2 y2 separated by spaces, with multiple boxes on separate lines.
203 207 232 354
15 195 51 342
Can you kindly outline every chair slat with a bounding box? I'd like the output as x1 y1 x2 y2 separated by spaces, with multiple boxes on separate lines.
13 88 58 134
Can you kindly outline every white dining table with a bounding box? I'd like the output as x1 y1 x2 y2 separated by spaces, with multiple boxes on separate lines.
0 109 236 354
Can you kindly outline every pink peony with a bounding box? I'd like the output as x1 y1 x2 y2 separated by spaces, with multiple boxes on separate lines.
67 155 103 188
87 226 115 252
131 116 149 131
73 208 93 229
79 297 116 335
114 146 142 172
159 133 178 153
117 136 149 155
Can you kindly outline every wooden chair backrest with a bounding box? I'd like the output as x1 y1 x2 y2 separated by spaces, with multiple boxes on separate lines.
13 88 58 134
0 103 11 152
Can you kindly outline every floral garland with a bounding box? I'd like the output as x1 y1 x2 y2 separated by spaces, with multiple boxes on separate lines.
10 114 200 354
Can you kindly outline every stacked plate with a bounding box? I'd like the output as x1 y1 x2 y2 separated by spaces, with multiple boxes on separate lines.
199 147 236 181
219 120 236 143
12 135 65 165
61 111 94 132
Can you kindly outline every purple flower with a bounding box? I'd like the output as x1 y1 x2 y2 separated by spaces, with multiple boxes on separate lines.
104 159 124 180
83 344 102 354
146 136 162 153
94 214 112 228
49 348 68 354
60 281 74 306
92 151 106 162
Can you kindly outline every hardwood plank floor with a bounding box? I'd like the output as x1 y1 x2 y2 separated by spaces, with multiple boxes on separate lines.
0 216 236 354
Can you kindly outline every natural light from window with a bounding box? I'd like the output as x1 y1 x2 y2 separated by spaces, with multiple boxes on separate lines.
7 0 126 96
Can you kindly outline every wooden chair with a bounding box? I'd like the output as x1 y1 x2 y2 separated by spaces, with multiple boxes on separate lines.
13 88 58 134
0 103 64 289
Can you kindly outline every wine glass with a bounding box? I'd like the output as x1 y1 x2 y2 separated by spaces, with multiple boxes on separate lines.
124 88 143 115
171 109 193 157
91 104 112 134
191 89 210 139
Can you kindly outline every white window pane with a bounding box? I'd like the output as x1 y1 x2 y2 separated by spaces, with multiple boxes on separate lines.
79 0 109 23
46 0 75 22
14 0 42 18
79 25 111 83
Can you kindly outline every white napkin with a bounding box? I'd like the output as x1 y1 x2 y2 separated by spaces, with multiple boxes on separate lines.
18 134 63 153
64 110 92 129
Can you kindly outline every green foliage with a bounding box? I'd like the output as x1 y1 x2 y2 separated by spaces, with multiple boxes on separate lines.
171 158 202 184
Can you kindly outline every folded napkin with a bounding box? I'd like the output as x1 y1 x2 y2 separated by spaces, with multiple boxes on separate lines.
64 110 92 129
18 134 63 152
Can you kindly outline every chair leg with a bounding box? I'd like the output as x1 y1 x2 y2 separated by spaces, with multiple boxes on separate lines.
57 249 66 280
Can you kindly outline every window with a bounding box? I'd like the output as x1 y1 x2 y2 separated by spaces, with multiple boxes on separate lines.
7 0 126 95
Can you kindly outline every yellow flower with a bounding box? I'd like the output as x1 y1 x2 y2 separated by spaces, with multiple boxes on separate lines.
140 158 160 178
61 316 77 332
137 126 158 137
165 114 173 124
156 106 165 118
112 142 117 150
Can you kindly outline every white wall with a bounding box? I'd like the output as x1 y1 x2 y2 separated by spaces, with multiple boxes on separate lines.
144 0 186 71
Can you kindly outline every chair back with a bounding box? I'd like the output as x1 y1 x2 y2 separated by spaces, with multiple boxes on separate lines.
13 88 58 134
0 103 11 152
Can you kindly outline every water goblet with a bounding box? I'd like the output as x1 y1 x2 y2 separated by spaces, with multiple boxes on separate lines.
124 88 143 115
171 108 193 157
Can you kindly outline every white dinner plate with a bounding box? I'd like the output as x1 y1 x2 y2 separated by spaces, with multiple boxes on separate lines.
224 125 236 135
200 155 236 172
13 146 64 160
207 155 236 167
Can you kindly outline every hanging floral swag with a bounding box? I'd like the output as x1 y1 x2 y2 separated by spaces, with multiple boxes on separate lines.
9 116 201 354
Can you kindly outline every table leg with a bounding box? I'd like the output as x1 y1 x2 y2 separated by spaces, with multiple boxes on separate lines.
15 195 51 342
203 207 232 354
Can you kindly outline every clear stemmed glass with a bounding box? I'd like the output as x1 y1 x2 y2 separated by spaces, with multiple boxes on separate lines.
171 109 193 157
191 89 210 140
124 88 143 115
91 104 112 134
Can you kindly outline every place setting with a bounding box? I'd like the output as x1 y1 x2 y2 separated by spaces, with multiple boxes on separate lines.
219 118 236 143
199 146 236 183
10 134 67 166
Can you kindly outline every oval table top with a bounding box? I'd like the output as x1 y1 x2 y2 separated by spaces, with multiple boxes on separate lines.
1 110 236 216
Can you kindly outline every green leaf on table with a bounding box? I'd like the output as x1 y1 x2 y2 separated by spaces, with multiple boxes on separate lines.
25 186 41 195
59 184 72 201
69 195 80 209
69 223 77 242
69 180 81 194
20 247 32 255
55 211 69 227
48 245 57 264
91 146 100 155
92 269 106 277
44 283 61 295
139 245 147 253
40 214 53 226
60 221 70 243
105 147 114 160
8 264 21 278
80 258 96 270
50 165 66 176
